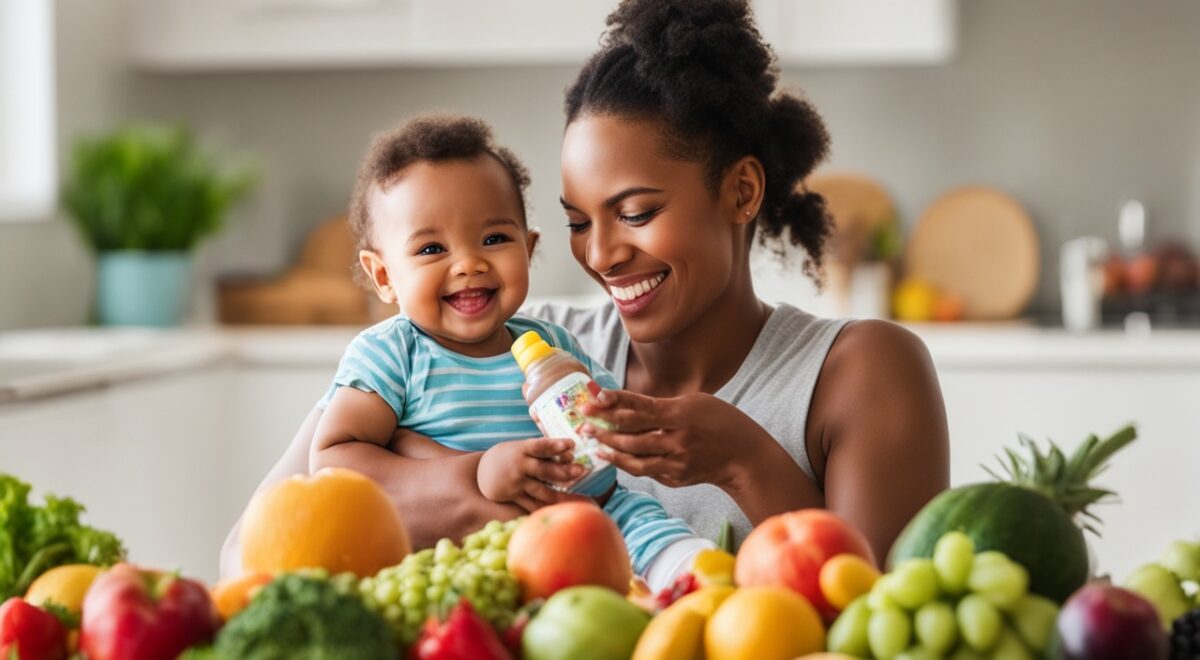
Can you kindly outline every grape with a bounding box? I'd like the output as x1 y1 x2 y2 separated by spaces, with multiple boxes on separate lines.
914 600 957 654
1008 593 1059 652
966 551 1028 611
826 596 871 656
956 593 1002 651
992 627 1036 660
868 574 900 611
868 605 912 659
933 531 975 595
360 518 523 645
887 559 940 609
947 647 988 660
894 648 940 660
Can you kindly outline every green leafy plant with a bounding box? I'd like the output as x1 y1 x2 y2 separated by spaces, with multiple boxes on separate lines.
61 124 256 252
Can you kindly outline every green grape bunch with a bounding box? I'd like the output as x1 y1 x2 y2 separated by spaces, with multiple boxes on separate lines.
359 519 523 645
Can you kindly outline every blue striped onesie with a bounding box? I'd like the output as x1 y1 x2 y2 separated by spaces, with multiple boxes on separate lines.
320 313 697 575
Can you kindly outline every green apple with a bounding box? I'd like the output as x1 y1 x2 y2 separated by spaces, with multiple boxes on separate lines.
1160 540 1200 582
522 586 649 660
1124 563 1190 628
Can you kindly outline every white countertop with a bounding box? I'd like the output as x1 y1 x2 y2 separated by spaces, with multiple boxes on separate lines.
2 321 1199 403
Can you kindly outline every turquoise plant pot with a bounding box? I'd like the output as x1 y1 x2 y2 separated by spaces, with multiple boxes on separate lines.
96 251 192 326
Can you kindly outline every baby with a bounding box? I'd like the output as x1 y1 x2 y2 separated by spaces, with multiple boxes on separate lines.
311 114 710 586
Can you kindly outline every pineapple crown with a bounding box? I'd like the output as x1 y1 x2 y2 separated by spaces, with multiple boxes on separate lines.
984 424 1137 536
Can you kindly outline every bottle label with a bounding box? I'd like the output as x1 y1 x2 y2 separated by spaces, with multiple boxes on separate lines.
529 371 613 492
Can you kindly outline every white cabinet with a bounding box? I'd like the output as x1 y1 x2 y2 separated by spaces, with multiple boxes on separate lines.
0 365 333 583
756 0 956 65
132 0 956 70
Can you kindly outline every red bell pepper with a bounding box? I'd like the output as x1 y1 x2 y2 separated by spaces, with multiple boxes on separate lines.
409 599 512 660
0 597 69 660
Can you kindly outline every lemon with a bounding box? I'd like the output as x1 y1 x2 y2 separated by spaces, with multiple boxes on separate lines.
892 278 938 322
25 564 102 615
693 549 736 587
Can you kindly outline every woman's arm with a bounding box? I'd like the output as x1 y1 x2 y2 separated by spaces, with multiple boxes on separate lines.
579 321 948 563
219 405 525 578
805 320 951 563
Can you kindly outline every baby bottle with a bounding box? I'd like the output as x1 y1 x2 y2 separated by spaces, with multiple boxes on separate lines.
511 330 615 494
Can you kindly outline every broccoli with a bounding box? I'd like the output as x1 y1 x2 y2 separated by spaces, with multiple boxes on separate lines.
212 574 398 659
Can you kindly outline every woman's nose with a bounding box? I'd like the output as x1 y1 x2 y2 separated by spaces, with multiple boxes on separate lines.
587 221 633 275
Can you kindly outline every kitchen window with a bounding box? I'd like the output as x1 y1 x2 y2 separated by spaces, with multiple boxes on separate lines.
0 0 56 221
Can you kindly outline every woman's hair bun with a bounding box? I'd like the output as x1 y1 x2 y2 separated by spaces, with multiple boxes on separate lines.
601 0 774 122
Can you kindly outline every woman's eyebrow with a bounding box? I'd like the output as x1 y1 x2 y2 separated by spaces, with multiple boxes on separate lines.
560 187 665 212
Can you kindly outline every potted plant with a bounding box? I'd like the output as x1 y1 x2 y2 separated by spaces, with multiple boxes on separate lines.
62 124 255 326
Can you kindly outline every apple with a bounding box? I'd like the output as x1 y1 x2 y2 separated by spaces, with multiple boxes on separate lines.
1160 540 1200 582
80 563 220 660
522 586 649 660
1124 564 1191 629
1056 583 1167 660
734 509 875 622
506 502 632 602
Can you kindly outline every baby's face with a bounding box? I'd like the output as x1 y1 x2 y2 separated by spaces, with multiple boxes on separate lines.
362 156 534 356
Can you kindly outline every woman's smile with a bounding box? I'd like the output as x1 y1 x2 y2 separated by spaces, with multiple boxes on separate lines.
607 270 669 314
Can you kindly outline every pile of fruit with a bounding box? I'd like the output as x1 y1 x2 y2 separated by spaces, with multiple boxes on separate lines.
2 423 1198 660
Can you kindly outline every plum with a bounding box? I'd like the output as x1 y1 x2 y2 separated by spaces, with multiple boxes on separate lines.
1057 583 1167 660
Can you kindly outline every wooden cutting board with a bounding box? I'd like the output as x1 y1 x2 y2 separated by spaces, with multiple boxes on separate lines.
905 186 1040 320
806 171 897 266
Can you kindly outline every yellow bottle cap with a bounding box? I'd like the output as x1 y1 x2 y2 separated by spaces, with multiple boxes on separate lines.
511 331 553 372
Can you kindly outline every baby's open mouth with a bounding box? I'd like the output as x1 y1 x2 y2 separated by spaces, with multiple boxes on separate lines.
442 287 497 316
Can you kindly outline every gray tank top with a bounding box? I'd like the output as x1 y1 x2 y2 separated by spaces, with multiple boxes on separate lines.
523 301 850 545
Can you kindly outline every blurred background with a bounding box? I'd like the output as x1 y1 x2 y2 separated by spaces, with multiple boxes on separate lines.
1 0 1197 583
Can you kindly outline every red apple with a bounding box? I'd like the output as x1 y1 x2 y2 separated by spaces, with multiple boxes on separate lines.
80 563 220 660
1056 583 1167 660
506 502 632 602
734 509 875 622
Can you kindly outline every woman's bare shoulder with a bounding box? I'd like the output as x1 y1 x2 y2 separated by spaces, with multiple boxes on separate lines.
824 319 934 380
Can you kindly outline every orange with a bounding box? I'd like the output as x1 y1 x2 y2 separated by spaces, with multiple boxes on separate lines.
819 553 881 611
240 467 411 577
210 572 274 621
25 564 102 615
704 586 825 660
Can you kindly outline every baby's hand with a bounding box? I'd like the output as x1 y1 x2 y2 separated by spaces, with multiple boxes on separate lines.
477 438 586 511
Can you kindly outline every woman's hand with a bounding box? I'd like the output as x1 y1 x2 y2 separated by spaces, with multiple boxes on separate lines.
477 438 588 512
580 390 770 490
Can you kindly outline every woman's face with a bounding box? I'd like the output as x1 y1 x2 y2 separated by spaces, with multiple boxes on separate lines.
560 115 743 342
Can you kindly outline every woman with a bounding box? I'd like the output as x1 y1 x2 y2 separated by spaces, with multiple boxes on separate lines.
222 0 948 576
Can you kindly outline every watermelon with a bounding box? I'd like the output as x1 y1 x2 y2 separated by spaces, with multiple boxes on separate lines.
890 425 1137 603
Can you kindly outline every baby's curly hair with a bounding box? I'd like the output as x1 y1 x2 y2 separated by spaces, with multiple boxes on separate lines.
348 114 531 256
565 0 832 278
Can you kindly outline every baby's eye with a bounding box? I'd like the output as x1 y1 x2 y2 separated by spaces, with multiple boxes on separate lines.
483 233 512 246
416 243 445 256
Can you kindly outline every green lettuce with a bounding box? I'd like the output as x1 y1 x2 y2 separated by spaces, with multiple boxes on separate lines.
0 474 125 600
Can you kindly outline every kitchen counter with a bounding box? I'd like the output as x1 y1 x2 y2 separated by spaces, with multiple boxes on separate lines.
3 321 1200 403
